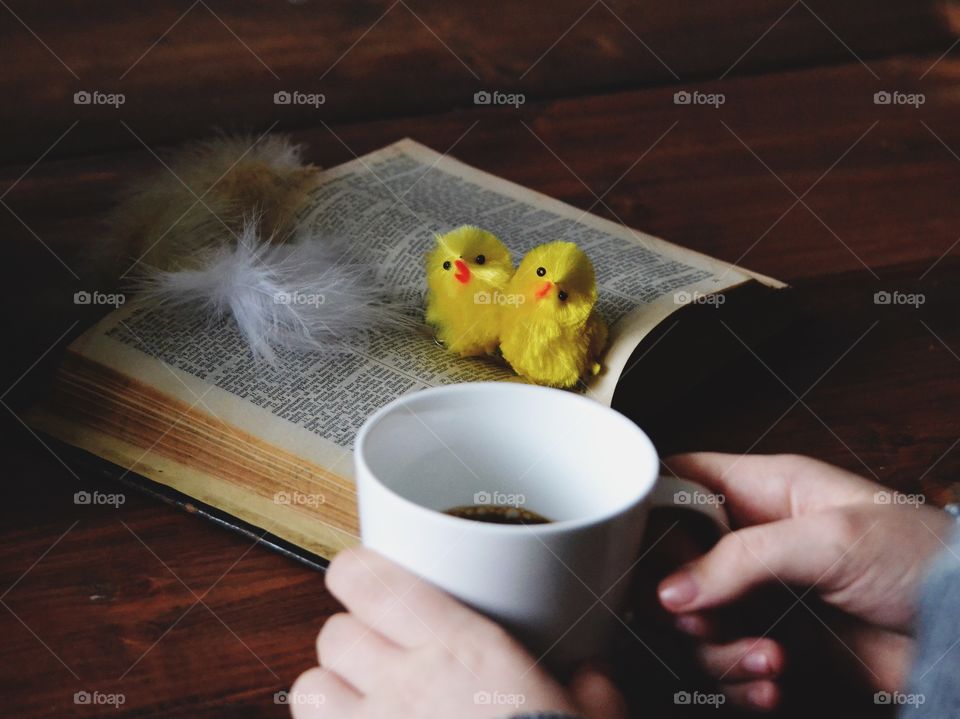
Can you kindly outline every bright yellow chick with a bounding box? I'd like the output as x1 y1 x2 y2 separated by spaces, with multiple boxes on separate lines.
499 241 608 389
425 226 514 356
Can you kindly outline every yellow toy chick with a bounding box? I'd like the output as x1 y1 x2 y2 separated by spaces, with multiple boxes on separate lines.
499 241 608 388
425 226 514 356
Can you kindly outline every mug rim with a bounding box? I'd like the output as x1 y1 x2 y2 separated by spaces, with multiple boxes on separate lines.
354 382 660 534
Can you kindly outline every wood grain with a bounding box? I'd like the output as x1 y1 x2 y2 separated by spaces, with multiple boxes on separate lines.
0 0 952 163
2 8 959 716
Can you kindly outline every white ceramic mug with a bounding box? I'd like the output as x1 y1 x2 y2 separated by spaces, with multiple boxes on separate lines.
354 382 726 672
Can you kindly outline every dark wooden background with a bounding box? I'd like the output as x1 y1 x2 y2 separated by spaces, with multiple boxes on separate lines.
2 1 959 716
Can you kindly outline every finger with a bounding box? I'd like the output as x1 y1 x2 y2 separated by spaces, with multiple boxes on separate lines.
694 637 785 681
674 613 713 639
326 547 489 648
720 679 780 712
290 667 361 718
673 584 798 641
658 513 852 613
662 452 878 525
317 612 404 693
569 667 628 719
674 611 744 642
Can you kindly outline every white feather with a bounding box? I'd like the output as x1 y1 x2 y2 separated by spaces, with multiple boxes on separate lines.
133 221 417 362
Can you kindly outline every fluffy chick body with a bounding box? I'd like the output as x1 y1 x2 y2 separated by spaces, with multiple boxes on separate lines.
499 241 608 388
425 226 513 356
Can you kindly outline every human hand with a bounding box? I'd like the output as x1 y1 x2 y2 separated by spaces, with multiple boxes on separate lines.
290 546 627 719
657 453 955 711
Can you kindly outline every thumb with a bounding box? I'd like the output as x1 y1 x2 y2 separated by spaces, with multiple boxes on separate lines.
658 512 854 613
569 666 628 719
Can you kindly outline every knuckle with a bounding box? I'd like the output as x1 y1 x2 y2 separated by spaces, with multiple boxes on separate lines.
715 529 758 568
454 616 510 648
325 547 363 591
316 613 351 664
707 526 779 583
450 619 519 670
772 453 815 477
326 548 388 602
823 509 863 550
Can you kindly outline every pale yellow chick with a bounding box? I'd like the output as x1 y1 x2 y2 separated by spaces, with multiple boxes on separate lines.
425 226 514 356
499 241 607 388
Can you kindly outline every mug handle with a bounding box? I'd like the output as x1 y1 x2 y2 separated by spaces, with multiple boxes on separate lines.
650 475 730 532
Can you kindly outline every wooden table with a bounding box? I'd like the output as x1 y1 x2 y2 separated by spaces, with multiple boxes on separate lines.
2 2 958 716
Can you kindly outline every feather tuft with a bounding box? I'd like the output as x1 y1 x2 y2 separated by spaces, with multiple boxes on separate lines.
132 221 419 362
105 133 321 273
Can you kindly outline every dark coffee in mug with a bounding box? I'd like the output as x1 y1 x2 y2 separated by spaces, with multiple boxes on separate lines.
444 504 552 525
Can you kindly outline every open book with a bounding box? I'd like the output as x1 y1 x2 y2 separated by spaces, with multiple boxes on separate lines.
28 139 783 566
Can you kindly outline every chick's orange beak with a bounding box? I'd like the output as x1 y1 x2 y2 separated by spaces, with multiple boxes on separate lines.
534 280 553 299
454 259 470 284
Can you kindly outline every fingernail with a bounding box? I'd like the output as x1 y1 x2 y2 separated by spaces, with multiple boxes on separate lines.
742 651 770 675
658 572 698 610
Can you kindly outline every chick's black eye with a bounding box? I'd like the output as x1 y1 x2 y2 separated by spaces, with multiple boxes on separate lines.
536 266 546 277
475 254 485 265
442 261 451 270
558 290 568 301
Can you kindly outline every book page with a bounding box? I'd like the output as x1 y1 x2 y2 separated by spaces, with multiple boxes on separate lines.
70 138 767 466
307 138 768 404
